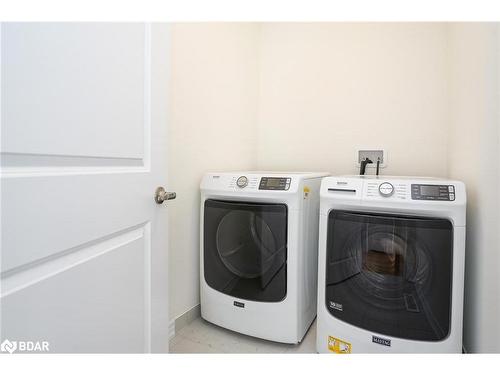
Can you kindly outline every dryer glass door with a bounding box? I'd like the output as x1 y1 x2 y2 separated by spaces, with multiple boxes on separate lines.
325 210 453 341
204 199 287 302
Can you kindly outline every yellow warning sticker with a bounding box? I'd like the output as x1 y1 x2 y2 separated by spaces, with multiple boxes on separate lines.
303 186 310 199
328 336 352 354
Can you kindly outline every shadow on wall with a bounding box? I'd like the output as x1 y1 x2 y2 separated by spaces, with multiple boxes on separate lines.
448 23 500 354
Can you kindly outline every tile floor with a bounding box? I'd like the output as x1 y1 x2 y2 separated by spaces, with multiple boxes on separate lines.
169 317 317 354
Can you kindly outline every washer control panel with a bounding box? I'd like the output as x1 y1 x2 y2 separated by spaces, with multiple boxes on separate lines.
378 182 394 197
236 176 248 188
259 177 291 191
411 184 455 201
365 181 408 200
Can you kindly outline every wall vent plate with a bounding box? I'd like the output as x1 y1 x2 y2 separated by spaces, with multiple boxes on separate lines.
356 149 386 168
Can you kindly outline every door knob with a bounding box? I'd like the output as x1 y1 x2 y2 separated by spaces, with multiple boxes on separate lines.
155 187 176 204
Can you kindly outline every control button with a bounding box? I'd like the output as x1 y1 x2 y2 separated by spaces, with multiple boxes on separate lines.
378 182 394 197
449 193 455 201
449 186 455 192
236 176 248 188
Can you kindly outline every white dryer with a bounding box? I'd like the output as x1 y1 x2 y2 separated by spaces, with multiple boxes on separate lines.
316 176 466 353
200 171 329 343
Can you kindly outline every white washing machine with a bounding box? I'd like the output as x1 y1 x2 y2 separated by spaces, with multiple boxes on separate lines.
200 171 329 343
316 176 466 353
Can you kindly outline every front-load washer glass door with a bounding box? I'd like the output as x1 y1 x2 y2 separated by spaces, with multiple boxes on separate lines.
204 199 288 302
325 211 453 341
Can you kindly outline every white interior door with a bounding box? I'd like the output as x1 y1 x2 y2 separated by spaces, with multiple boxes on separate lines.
0 23 170 353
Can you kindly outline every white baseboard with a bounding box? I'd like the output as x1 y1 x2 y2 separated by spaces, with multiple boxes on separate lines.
169 319 175 340
169 304 201 340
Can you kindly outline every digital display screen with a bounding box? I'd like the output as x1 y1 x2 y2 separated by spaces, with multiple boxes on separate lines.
259 177 289 190
411 184 452 201
266 178 282 187
420 185 440 196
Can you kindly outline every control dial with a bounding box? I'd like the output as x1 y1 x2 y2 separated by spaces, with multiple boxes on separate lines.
378 182 394 197
236 176 248 188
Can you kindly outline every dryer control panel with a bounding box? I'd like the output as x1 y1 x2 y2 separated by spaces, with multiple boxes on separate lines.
225 175 292 191
259 177 291 191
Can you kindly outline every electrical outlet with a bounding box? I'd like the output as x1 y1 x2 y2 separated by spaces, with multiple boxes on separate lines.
357 149 385 167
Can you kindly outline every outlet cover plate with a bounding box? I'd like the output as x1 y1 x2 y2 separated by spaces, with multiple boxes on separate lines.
357 149 386 168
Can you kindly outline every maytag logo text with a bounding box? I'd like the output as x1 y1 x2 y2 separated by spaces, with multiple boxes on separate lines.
372 335 391 347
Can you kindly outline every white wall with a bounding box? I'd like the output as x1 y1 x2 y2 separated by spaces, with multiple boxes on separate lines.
168 23 500 353
168 23 260 320
448 23 500 353
257 23 449 176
